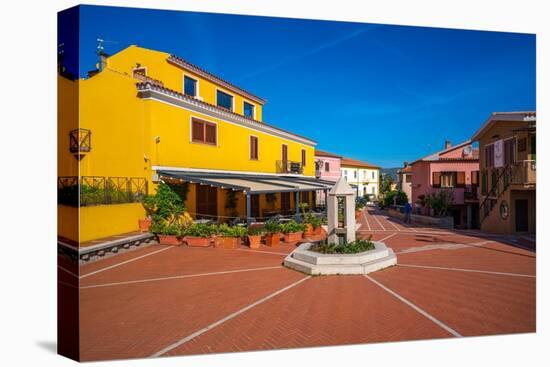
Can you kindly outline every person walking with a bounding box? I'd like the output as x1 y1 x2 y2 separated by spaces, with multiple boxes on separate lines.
404 202 412 224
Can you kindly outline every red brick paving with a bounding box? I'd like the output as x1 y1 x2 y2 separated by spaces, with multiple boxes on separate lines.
370 266 535 337
80 245 287 286
80 244 170 276
164 276 451 356
72 207 536 361
397 244 536 275
79 268 306 361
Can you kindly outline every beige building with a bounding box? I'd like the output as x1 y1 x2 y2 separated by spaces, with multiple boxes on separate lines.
397 163 413 203
340 157 380 198
472 111 536 235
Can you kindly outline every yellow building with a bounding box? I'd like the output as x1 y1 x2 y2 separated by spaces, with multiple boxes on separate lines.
58 45 333 243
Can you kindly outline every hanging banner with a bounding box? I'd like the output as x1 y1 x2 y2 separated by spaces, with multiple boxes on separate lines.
494 139 504 168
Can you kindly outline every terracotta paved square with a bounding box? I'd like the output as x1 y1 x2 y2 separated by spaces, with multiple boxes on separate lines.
67 208 536 361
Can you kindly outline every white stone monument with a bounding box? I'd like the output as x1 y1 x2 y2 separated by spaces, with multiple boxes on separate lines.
327 177 356 244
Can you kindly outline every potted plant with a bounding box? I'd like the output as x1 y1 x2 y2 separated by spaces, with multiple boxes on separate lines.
302 212 322 236
151 220 182 246
281 220 306 243
183 223 215 247
215 224 246 249
247 226 265 249
139 195 156 232
264 218 282 247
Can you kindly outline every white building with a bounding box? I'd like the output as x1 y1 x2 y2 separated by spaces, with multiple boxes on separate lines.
340 157 380 198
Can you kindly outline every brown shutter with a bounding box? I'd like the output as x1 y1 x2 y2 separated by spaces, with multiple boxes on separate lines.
205 123 216 144
471 171 479 186
301 149 306 166
250 136 258 160
192 119 204 142
432 172 441 188
282 145 288 162
457 172 465 187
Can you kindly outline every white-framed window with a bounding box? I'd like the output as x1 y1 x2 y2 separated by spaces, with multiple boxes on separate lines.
184 75 198 97
243 101 255 119
216 89 234 111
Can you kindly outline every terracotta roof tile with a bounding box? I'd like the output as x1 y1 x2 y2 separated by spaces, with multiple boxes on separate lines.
167 55 267 105
341 157 380 169
135 82 316 144
315 150 342 158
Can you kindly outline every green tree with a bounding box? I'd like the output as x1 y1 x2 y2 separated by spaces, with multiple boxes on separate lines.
379 173 394 195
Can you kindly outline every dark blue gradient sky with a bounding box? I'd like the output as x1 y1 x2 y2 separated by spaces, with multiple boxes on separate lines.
63 5 536 167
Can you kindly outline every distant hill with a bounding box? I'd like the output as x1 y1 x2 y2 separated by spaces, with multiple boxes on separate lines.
381 167 399 181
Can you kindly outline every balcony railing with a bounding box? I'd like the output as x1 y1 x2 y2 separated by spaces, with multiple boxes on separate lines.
276 160 304 174
464 186 478 201
58 176 148 207
510 160 536 185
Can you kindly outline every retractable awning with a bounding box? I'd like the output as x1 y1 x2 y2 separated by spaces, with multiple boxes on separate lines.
157 170 335 194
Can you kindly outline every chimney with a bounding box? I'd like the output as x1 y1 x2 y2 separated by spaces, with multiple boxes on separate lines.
444 140 452 150
403 161 409 167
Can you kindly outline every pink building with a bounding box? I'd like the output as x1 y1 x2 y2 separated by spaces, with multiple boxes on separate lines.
315 150 342 206
411 140 480 229
315 150 342 182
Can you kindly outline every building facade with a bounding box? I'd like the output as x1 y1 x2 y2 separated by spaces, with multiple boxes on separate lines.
340 158 380 198
410 140 480 229
397 163 413 203
314 150 342 206
58 45 332 243
472 111 536 235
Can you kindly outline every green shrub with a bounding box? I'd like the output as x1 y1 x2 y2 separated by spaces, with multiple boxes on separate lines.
248 226 266 236
264 218 282 234
382 190 408 208
183 223 216 238
216 223 247 238
303 212 322 228
311 237 375 254
280 220 307 234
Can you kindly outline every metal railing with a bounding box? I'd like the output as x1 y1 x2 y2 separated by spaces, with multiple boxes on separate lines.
510 160 536 185
58 176 148 207
276 160 304 174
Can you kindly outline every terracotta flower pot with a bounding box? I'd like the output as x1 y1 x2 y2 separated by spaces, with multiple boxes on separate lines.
265 233 281 247
313 226 322 235
138 218 152 232
158 235 182 246
186 236 211 247
247 235 262 249
283 232 303 243
216 237 241 249
304 223 314 236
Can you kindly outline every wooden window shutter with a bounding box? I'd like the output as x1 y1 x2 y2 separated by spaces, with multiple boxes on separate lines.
301 149 306 166
457 172 466 187
471 171 479 186
192 119 204 142
250 136 258 160
432 172 441 188
205 123 216 144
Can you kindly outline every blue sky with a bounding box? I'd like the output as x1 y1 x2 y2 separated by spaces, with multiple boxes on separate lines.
63 5 536 168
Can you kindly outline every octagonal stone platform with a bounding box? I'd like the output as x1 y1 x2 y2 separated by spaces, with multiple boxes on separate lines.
284 241 397 275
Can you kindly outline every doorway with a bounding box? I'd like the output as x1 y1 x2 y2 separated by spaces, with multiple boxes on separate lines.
281 192 291 214
196 185 217 220
515 199 529 232
250 194 260 220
